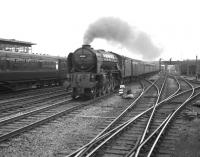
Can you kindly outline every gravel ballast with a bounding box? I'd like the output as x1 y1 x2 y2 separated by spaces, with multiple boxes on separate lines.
0 83 141 157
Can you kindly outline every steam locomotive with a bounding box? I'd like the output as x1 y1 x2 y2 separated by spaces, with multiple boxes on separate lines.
66 45 159 98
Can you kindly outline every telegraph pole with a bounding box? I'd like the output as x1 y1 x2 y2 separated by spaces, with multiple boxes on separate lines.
196 55 198 80
186 60 189 76
159 58 161 72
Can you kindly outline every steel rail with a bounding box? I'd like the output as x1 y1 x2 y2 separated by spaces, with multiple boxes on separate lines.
125 75 167 157
0 100 91 143
125 113 172 157
67 79 157 157
0 98 72 126
83 85 196 157
75 76 168 157
133 75 183 156
138 75 166 144
125 75 180 156
78 76 195 157
0 86 64 100
0 88 68 105
163 75 180 99
0 86 119 143
66 75 195 157
146 80 196 157
131 75 194 157
0 91 71 114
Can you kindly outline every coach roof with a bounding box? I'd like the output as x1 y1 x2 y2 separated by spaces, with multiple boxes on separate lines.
0 38 36 47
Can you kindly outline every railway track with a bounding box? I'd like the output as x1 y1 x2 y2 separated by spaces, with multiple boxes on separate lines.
159 75 179 100
66 74 198 157
0 97 92 143
0 88 71 118
134 82 200 157
1 73 197 156
0 86 64 100
183 76 200 88
151 91 200 157
0 80 137 143
0 87 65 104
66 74 167 156
131 77 193 156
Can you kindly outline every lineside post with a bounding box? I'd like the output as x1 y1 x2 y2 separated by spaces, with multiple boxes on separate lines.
196 55 198 80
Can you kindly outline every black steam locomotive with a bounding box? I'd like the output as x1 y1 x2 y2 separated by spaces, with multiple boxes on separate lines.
0 38 67 91
66 45 159 98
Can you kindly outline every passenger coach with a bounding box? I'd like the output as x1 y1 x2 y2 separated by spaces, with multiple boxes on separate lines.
0 38 67 91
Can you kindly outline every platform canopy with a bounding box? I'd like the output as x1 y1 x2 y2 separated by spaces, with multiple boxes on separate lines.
0 38 36 53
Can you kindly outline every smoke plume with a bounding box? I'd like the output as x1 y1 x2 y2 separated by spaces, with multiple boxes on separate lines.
83 17 162 60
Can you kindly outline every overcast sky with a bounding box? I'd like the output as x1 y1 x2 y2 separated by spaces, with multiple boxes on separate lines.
0 0 200 61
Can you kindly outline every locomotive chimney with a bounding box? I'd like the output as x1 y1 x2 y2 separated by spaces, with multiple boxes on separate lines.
82 44 91 48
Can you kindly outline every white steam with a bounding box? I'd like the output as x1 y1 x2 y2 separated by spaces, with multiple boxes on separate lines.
83 17 162 60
